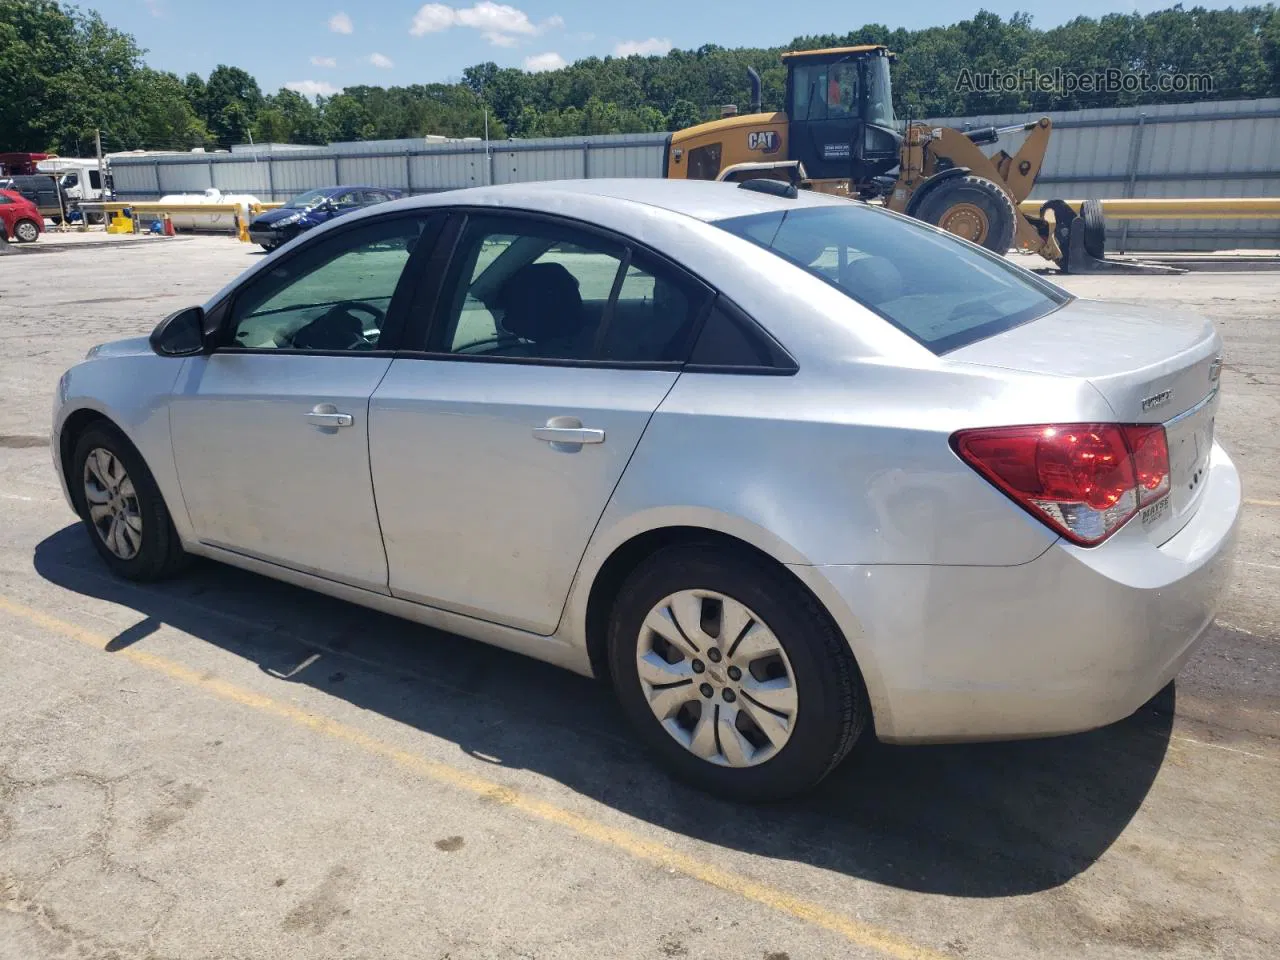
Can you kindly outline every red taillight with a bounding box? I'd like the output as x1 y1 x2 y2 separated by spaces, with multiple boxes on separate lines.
951 423 1171 546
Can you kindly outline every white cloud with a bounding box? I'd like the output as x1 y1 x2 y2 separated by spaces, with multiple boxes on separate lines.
614 37 673 57
410 3 455 34
524 51 566 72
310 55 338 67
285 80 340 97
369 52 394 68
328 12 354 34
144 0 166 17
411 3 562 47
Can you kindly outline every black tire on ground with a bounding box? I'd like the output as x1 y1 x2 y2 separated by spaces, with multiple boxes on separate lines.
13 219 40 243
69 421 189 581
1081 198 1107 260
607 542 869 802
914 175 1018 254
259 241 278 252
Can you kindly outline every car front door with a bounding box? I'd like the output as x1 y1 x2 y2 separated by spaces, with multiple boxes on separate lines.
369 212 711 633
169 213 435 591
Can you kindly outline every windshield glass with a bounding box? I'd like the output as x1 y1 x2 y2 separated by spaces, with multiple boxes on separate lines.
713 205 1070 353
863 58 895 127
285 188 332 209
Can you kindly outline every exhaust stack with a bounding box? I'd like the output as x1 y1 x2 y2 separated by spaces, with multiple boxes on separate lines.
747 67 762 113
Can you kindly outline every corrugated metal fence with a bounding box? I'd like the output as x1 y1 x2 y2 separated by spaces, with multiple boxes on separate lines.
928 97 1280 251
110 132 669 203
111 98 1280 251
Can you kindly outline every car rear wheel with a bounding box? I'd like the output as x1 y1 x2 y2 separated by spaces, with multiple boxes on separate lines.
607 542 868 801
70 423 189 581
13 219 40 243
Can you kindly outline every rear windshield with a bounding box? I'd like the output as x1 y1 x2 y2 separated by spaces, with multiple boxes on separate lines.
713 204 1071 353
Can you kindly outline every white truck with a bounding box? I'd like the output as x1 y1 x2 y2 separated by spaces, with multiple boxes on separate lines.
36 158 108 222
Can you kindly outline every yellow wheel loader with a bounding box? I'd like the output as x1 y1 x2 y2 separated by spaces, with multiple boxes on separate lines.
665 46 1077 266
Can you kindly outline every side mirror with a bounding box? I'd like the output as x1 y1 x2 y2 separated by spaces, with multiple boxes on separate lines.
150 305 208 357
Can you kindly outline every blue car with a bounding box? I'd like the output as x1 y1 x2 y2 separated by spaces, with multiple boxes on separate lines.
249 185 405 251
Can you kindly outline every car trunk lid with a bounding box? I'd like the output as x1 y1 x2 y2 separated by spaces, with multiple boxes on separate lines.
949 298 1223 545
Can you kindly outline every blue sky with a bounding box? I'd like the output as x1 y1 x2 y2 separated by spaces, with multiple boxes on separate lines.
93 0 1240 96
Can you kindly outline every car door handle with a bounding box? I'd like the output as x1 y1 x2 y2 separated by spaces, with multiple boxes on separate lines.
305 408 353 428
533 426 605 445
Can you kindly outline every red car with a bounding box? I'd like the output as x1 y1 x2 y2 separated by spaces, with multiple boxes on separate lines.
0 188 44 243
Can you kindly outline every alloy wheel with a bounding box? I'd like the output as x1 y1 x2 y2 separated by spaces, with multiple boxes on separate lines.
15 220 39 243
636 589 798 767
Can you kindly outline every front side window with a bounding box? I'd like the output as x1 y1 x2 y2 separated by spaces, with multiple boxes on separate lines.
88 169 102 190
790 64 829 122
714 205 1070 353
825 63 859 118
435 216 708 363
227 216 429 352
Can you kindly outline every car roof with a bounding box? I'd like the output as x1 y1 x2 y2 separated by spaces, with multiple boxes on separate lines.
394 178 847 224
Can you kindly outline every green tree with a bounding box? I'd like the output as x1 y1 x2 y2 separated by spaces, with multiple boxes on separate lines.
202 64 262 145
665 99 703 131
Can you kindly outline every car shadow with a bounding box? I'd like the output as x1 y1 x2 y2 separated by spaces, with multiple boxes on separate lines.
33 524 1172 898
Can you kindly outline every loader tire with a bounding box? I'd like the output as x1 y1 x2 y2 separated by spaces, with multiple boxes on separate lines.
915 175 1017 254
1081 199 1107 260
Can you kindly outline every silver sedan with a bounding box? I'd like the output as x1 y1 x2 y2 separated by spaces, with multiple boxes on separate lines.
52 179 1240 801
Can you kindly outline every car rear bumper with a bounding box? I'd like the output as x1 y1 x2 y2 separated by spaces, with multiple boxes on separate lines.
791 441 1241 743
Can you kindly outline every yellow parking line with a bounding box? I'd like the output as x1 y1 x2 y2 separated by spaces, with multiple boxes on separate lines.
0 594 949 960
1245 498 1280 507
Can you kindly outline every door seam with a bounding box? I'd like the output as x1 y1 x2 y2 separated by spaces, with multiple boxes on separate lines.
548 371 686 635
364 358 400 591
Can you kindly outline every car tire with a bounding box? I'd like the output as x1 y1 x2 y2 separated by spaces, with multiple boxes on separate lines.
259 241 278 252
915 175 1017 254
69 422 189 581
13 219 40 243
607 542 868 802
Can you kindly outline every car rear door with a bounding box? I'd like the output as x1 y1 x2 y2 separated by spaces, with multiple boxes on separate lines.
169 213 437 591
368 212 712 634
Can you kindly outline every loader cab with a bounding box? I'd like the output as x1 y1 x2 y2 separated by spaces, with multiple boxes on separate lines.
782 46 902 184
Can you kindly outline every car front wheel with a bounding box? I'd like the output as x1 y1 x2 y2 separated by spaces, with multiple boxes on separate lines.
13 219 40 243
608 543 868 801
70 422 189 581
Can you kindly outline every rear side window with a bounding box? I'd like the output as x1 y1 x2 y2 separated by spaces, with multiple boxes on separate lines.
432 215 710 365
688 298 796 372
713 205 1071 353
